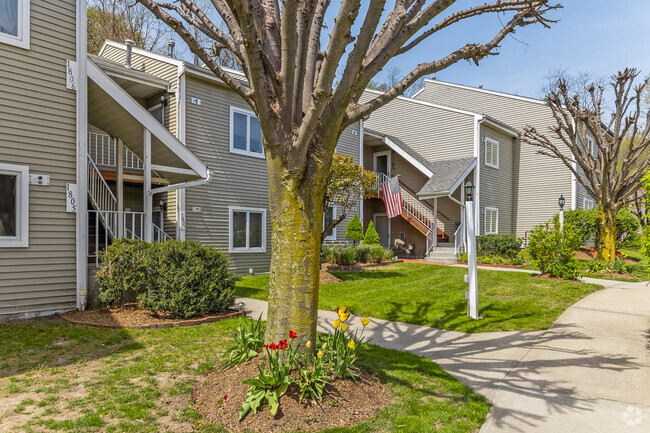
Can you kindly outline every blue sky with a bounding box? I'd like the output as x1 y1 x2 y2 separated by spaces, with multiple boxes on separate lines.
370 0 650 98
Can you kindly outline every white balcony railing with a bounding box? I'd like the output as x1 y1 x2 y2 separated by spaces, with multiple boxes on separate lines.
88 132 144 170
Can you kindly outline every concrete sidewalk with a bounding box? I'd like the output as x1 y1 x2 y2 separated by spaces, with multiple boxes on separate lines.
235 277 650 432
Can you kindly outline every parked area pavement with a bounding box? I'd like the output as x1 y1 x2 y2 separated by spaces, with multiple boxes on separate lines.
235 276 650 432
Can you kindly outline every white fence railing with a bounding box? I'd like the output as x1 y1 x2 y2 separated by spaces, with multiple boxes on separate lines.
88 132 144 170
88 154 117 231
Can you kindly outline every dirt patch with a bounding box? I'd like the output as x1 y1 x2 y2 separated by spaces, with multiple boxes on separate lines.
58 304 243 329
324 260 401 273
195 359 391 433
319 270 342 284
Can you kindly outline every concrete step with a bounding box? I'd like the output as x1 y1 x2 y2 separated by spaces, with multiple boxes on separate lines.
425 246 458 264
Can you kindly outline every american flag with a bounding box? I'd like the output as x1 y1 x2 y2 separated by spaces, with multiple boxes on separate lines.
381 175 402 219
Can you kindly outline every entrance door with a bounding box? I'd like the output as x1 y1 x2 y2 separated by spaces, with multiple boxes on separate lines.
373 151 391 177
374 214 390 248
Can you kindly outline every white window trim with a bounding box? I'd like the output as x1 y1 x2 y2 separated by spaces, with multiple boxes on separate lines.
583 198 596 210
0 0 30 49
229 106 265 159
484 207 499 235
484 137 499 169
0 163 29 247
586 135 595 157
323 206 337 241
229 206 267 253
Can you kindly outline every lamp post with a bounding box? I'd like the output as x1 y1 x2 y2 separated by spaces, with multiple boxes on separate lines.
464 181 478 320
558 194 565 230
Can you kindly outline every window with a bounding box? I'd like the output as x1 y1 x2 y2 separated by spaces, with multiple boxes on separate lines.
484 137 499 169
230 107 264 158
583 198 596 210
484 207 498 235
229 207 266 252
0 0 30 49
586 135 595 157
323 206 336 241
0 163 29 247
148 104 164 125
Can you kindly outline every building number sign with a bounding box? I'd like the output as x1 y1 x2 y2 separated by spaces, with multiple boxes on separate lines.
66 183 79 213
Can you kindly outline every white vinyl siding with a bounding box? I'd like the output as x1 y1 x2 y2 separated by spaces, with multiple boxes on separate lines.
583 198 596 210
229 106 264 158
0 163 29 247
484 137 499 169
0 0 30 49
229 206 267 253
484 207 499 234
323 206 336 241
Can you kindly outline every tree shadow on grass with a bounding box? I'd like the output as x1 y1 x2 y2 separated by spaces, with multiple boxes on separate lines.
330 270 406 282
0 316 143 378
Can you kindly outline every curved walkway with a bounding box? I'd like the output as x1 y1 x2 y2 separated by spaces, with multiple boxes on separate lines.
235 277 650 432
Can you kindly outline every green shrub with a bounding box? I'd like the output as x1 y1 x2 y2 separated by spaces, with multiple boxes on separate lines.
96 238 150 307
362 221 381 245
322 246 356 266
366 245 386 263
476 234 522 259
322 246 337 264
552 209 598 244
612 209 640 247
528 221 582 279
355 244 371 263
345 215 364 245
138 240 236 318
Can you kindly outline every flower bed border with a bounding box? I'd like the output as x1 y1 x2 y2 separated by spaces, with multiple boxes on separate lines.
56 309 244 330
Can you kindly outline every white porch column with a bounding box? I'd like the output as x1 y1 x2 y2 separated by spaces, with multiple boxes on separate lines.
177 188 186 240
433 197 438 248
143 128 153 242
117 139 124 237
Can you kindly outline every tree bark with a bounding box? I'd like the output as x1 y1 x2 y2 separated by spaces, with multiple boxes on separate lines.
264 145 330 347
598 205 617 263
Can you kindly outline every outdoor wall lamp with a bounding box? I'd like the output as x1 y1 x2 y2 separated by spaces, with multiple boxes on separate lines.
558 194 565 210
465 181 475 202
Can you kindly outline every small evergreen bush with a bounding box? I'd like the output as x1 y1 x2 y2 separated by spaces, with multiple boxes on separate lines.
96 238 150 307
476 234 522 259
552 209 598 244
345 215 364 245
97 239 236 318
139 240 236 318
362 221 381 245
528 221 582 279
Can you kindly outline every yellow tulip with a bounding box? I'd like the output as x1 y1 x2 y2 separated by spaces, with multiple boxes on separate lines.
317 350 323 359
306 340 311 349
361 317 370 327
341 323 348 332
348 340 355 350
322 343 327 350
333 319 340 329
338 306 347 316
339 313 348 322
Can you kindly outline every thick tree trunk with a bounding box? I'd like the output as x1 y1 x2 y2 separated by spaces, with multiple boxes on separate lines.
264 151 330 347
598 205 617 263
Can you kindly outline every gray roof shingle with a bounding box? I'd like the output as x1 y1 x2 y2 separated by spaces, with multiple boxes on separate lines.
417 157 476 197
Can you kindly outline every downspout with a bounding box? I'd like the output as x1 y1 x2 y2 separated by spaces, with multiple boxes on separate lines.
149 170 213 198
358 118 364 225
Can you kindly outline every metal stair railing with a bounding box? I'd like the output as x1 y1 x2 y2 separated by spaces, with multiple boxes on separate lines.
153 224 173 242
454 222 466 256
88 132 144 170
88 154 118 238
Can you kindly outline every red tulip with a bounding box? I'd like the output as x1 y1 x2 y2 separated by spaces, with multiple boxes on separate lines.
289 330 297 339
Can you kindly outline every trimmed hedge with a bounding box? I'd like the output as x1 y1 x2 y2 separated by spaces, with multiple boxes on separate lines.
96 239 236 318
476 234 522 259
552 208 640 247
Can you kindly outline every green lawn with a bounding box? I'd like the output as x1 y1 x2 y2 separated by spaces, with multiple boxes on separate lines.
236 263 603 333
0 318 489 433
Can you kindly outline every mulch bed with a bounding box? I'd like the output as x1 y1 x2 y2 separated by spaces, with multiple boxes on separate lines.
195 359 391 433
319 269 342 284
57 304 243 329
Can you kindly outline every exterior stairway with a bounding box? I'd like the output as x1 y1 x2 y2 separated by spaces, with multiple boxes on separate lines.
425 245 458 264
375 173 450 255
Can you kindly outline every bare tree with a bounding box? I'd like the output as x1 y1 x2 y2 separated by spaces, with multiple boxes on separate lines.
523 69 650 262
134 0 561 345
367 66 426 97
88 0 173 54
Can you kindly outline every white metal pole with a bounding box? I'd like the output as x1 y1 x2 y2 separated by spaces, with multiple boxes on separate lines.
433 197 438 248
559 207 564 231
143 129 153 242
465 199 479 319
